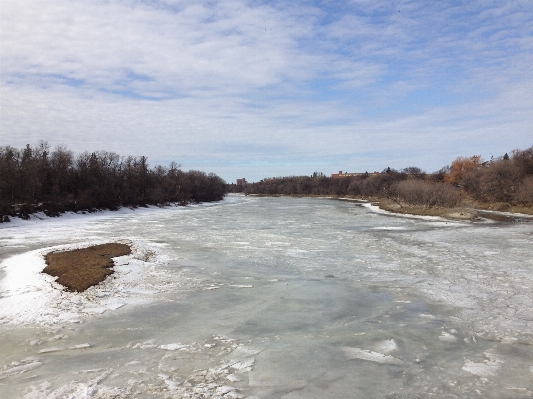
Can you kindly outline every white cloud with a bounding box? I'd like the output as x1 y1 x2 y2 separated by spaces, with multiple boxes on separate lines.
1 0 532 182
2 1 315 95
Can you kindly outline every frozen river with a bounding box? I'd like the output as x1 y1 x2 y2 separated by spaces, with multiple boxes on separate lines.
1 195 532 398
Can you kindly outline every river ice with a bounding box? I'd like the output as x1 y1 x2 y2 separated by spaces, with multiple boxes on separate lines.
0 195 532 398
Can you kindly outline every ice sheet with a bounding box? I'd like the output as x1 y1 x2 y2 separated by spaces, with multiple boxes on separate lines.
1 195 532 398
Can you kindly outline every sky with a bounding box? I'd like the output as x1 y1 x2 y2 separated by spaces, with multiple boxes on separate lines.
1 0 532 183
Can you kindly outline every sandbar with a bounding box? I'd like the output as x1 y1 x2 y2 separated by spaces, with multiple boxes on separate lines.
43 243 131 292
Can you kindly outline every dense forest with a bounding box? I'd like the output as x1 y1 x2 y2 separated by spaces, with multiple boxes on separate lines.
230 146 533 209
0 142 226 221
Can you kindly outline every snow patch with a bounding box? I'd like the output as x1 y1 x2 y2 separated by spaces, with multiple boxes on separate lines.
462 360 501 377
0 359 42 378
0 240 176 326
342 347 404 365
439 331 458 343
158 343 194 351
376 339 397 353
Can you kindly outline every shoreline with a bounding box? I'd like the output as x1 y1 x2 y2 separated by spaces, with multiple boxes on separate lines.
369 198 479 221
0 197 236 230
0 197 229 225
370 197 533 222
245 193 533 221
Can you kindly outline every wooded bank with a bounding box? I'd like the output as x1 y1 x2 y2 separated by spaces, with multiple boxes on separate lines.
0 143 226 221
230 146 533 211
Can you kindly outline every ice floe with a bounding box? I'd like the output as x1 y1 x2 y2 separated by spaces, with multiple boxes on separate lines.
439 331 458 343
227 373 242 382
376 339 397 353
22 369 114 399
37 343 90 354
158 343 194 351
0 358 42 379
462 350 503 377
462 359 501 377
342 347 404 365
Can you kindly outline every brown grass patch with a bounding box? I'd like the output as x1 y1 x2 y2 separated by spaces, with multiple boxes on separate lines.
43 243 131 292
376 198 477 220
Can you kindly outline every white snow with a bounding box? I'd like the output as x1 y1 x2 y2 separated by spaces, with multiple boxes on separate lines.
227 373 242 382
38 347 64 354
0 359 42 378
82 307 107 314
0 239 176 326
462 359 501 376
361 202 446 221
0 249 63 325
373 226 407 231
376 339 397 353
68 344 91 350
158 343 193 351
439 331 459 343
231 358 255 370
342 347 404 365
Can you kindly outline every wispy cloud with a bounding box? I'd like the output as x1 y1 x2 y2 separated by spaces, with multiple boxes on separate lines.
1 0 532 181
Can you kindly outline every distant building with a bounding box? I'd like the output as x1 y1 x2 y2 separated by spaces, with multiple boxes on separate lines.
331 171 379 179
236 178 247 185
331 171 361 178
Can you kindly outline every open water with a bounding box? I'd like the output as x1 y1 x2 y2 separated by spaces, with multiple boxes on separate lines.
0 195 532 398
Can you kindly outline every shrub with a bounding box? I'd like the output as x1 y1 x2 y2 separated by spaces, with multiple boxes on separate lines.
516 176 533 205
445 155 481 185
393 180 461 208
479 159 521 203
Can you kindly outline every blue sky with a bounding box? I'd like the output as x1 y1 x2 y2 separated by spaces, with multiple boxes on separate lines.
1 0 532 182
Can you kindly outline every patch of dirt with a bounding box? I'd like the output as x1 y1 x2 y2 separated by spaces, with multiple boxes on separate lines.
43 243 131 292
471 201 533 215
373 198 533 221
373 198 478 220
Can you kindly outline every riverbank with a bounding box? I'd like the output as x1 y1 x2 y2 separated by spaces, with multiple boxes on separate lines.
371 197 533 221
371 198 479 220
246 194 533 221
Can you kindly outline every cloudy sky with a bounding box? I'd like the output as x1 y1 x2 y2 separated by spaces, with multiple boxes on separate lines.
1 0 532 182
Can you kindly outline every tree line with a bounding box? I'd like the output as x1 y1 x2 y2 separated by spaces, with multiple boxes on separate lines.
0 142 226 221
230 145 533 208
